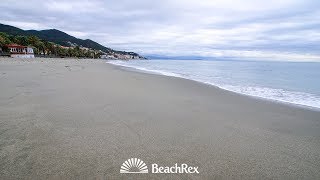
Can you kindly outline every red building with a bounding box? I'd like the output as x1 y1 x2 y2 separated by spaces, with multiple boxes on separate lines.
7 44 34 58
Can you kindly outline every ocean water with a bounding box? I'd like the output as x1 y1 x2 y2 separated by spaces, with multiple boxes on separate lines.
108 60 320 109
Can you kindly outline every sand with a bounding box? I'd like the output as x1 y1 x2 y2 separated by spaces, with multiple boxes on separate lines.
0 58 319 180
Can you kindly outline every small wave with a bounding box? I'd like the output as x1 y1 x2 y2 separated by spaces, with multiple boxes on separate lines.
107 61 183 78
217 85 320 109
107 61 320 110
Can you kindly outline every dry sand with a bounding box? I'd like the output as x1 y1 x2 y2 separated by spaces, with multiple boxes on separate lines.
0 58 319 179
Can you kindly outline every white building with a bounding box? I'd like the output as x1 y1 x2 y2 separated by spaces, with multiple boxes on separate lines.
7 44 34 58
101 54 116 59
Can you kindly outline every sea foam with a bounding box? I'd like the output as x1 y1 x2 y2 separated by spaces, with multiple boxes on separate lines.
107 60 320 110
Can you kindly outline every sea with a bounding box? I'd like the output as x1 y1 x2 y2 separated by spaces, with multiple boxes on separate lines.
108 59 320 110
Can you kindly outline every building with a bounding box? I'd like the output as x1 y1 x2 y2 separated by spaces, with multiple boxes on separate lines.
60 46 71 49
100 54 116 59
6 44 34 58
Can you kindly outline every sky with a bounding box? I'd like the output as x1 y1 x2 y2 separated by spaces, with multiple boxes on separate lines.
0 0 320 61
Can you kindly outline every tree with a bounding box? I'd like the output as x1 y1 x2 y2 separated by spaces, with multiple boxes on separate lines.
16 36 28 46
0 32 10 46
27 36 40 46
0 32 12 53
0 35 5 47
0 32 104 58
44 41 54 55
8 35 18 44
67 48 73 57
36 41 45 55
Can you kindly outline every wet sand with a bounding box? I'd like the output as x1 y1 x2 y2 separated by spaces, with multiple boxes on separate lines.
0 58 319 179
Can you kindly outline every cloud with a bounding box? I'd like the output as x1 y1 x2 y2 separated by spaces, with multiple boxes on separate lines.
0 0 319 61
0 20 49 30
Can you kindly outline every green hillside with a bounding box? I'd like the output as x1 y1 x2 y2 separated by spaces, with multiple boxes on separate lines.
0 23 141 57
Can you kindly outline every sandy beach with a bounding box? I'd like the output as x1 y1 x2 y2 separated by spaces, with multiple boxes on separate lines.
0 58 319 179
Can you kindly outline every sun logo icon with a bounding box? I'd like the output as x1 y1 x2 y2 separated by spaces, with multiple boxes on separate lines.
120 158 148 173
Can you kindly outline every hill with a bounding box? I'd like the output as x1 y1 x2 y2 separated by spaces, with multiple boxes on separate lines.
0 23 143 58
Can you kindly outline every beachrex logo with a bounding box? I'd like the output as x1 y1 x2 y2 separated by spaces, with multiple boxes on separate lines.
120 158 148 173
152 163 199 174
120 158 199 174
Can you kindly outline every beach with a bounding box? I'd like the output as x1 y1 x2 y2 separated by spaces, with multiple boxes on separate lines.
0 58 319 179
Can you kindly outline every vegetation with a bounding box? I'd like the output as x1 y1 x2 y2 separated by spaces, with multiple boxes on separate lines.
0 31 103 58
0 23 143 58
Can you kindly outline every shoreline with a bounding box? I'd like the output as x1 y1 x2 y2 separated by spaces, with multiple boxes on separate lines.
1 56 319 112
0 58 320 179
107 60 320 112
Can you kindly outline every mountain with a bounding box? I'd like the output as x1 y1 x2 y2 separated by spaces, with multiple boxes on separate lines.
0 23 143 58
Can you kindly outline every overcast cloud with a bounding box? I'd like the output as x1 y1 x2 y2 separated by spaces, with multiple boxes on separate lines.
0 0 320 61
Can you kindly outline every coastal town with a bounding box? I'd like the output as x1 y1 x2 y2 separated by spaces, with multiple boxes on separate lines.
0 24 146 60
0 43 144 60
